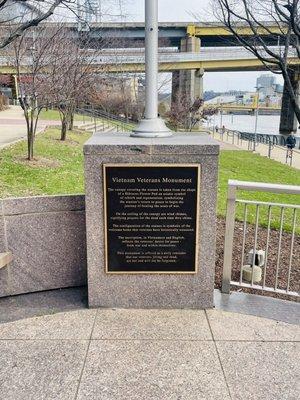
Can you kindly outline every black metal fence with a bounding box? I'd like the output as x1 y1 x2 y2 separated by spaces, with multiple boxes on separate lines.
75 106 135 133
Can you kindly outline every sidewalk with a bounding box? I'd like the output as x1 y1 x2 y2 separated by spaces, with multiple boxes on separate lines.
0 288 299 400
0 107 118 149
212 130 300 169
0 106 61 148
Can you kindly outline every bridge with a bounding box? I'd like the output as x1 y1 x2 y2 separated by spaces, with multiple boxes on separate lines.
0 21 299 135
204 101 281 114
212 104 281 113
1 47 298 74
52 21 288 48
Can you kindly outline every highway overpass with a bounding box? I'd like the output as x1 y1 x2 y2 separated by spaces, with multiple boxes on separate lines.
37 21 288 48
1 47 298 74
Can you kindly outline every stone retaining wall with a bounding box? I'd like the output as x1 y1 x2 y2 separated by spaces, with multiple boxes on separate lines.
0 195 87 298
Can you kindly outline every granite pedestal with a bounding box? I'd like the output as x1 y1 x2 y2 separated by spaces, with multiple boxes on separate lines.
84 132 219 309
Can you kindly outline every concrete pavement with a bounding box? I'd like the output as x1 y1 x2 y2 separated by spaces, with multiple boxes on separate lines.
211 130 300 169
0 106 60 148
0 288 299 400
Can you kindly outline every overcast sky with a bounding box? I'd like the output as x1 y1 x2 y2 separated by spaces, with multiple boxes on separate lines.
125 0 207 21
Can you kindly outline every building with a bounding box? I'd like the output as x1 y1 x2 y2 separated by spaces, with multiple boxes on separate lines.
256 73 283 98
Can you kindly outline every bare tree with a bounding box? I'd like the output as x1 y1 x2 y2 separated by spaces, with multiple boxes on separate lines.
44 27 136 140
44 29 90 140
210 0 300 124
167 96 206 131
0 0 131 49
8 26 62 159
0 0 70 49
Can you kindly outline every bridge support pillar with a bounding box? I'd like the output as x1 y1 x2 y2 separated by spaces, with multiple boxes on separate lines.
171 70 180 106
171 36 203 129
177 36 202 103
279 69 300 135
194 68 204 100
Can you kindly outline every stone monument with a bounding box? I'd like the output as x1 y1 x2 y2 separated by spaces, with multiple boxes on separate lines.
84 0 219 308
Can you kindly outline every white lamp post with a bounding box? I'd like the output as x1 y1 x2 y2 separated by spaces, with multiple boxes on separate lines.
131 0 172 138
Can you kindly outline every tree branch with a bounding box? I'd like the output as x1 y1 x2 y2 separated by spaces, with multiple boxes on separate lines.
0 0 63 49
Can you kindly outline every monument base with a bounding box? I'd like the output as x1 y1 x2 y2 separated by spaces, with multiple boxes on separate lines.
84 132 219 309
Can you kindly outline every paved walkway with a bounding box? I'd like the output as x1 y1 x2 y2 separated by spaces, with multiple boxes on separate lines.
212 130 300 169
0 289 298 400
0 106 60 148
0 107 117 148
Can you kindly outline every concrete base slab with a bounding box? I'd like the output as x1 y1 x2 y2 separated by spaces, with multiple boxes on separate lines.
207 309 300 342
0 309 96 340
0 287 87 323
217 342 300 400
214 290 300 325
0 340 88 400
0 298 298 400
92 309 212 340
77 340 230 400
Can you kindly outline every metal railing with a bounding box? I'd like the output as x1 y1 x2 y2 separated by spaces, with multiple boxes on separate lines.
1 46 297 67
222 180 300 298
210 127 300 167
75 106 135 133
211 127 300 149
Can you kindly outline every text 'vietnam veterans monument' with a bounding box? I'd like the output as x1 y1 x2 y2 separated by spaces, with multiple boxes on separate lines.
84 0 220 308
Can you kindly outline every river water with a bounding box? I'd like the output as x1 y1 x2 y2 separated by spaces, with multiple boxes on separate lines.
210 114 300 136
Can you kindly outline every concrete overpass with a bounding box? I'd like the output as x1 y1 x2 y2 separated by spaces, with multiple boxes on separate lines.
44 21 288 48
204 103 281 114
1 47 298 74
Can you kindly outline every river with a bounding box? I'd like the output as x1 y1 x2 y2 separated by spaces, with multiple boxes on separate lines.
209 114 300 136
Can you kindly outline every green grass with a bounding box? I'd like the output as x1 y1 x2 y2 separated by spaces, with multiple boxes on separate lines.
39 109 82 121
94 117 136 131
0 128 90 197
219 151 300 231
0 130 299 231
39 109 136 131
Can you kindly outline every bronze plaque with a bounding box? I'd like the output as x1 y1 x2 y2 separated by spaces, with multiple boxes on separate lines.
103 164 200 274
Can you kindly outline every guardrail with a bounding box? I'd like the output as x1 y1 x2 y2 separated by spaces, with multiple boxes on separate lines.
0 46 297 66
75 107 135 133
210 127 300 167
222 180 299 298
211 127 300 149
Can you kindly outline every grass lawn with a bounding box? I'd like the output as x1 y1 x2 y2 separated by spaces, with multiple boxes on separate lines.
0 128 299 230
39 109 83 121
39 109 136 131
0 128 90 197
219 151 300 231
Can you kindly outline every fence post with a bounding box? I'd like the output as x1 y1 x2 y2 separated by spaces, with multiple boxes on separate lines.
221 182 237 294
268 141 272 158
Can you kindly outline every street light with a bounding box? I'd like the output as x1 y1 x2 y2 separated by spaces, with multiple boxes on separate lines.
131 0 172 138
254 85 265 133
254 85 264 151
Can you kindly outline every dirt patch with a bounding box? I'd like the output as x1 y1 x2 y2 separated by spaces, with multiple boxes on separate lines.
51 137 80 146
215 217 300 301
14 156 61 168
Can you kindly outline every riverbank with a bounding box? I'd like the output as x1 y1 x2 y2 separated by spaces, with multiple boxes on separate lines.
211 113 300 136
